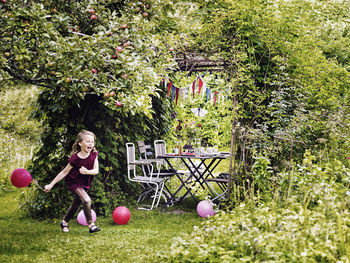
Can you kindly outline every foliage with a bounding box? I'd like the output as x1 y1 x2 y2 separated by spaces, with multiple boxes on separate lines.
0 132 17 192
166 72 233 149
0 0 179 218
171 0 350 174
250 154 273 202
162 200 350 262
1 0 349 250
161 156 350 262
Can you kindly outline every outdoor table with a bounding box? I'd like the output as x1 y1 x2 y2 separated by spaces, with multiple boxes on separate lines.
157 152 230 205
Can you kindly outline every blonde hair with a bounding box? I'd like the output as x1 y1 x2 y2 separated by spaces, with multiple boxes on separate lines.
70 129 97 155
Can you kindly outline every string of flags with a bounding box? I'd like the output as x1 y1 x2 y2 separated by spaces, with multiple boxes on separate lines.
162 75 227 106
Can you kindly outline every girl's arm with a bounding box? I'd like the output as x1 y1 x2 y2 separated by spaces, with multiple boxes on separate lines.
44 163 73 192
79 156 99 175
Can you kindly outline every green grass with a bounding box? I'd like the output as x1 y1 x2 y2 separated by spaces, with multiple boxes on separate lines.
0 190 202 263
0 85 228 262
0 86 41 192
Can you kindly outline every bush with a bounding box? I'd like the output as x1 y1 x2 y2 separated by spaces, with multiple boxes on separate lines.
161 198 350 262
161 155 350 262
1 0 175 218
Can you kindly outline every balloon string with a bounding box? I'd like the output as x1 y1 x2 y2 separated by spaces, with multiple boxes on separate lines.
32 179 44 191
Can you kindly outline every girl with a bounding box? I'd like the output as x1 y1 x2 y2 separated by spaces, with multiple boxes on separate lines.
44 129 101 233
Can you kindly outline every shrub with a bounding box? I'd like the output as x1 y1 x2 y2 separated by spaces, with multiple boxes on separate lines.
161 155 350 262
161 194 350 262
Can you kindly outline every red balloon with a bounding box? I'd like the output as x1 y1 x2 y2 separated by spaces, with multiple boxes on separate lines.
11 168 32 188
112 206 130 225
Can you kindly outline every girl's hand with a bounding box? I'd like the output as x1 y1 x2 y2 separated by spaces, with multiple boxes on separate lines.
79 166 89 174
44 184 53 192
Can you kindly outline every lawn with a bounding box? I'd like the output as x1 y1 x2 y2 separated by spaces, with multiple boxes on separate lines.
0 85 229 263
0 190 202 263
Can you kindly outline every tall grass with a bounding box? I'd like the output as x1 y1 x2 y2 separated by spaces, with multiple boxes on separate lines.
0 132 35 192
0 86 40 192
161 153 350 262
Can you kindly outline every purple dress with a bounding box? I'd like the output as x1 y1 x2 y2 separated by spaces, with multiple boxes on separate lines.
65 151 98 192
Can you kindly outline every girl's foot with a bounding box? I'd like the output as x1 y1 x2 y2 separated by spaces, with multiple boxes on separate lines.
89 224 101 233
60 221 70 232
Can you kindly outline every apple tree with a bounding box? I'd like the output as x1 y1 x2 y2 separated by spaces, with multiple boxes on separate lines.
0 0 180 217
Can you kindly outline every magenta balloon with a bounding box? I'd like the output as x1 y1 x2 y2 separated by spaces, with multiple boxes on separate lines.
112 206 131 225
10 168 32 188
77 209 96 226
197 200 215 218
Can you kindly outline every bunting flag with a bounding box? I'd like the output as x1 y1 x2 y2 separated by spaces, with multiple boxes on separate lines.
214 91 219 106
163 79 168 93
160 78 166 92
171 84 176 100
198 77 203 94
201 79 206 99
192 79 196 98
164 75 229 108
175 87 179 105
167 80 172 97
206 87 211 102
180 87 187 104
221 94 225 104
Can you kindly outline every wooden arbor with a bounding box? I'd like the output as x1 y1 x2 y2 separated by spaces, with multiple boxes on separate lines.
174 52 236 199
175 52 228 73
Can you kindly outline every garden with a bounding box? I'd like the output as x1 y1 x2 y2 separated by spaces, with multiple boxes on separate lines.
1 0 350 262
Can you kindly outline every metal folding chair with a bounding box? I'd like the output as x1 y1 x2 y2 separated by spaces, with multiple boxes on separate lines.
137 140 178 204
154 140 195 203
205 172 235 203
126 142 167 210
154 140 190 175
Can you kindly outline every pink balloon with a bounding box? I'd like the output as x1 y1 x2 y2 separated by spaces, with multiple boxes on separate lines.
112 206 131 225
10 168 32 188
197 200 215 218
77 209 96 226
